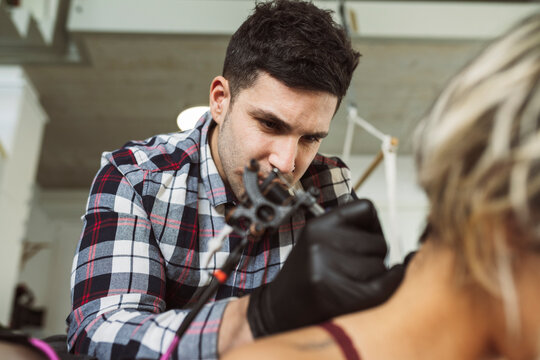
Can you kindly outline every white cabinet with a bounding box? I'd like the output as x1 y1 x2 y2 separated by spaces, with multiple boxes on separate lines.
0 66 48 324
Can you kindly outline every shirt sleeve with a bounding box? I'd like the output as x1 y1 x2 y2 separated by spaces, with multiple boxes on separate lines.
301 154 355 209
67 160 230 360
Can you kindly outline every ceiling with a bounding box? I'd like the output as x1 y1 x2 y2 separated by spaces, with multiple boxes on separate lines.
5 0 531 189
25 34 484 188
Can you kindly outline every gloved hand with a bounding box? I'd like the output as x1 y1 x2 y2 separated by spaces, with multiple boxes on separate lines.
247 199 405 337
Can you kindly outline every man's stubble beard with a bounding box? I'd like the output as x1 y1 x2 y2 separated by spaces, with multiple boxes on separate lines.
217 112 245 200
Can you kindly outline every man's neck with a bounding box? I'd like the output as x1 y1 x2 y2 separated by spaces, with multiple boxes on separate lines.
208 120 224 181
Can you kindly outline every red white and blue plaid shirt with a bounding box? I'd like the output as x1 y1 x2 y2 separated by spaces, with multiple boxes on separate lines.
67 112 353 359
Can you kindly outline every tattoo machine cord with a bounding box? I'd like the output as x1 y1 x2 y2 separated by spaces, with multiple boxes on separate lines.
160 159 323 360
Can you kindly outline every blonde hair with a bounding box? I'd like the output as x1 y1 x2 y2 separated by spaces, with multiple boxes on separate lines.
414 14 540 330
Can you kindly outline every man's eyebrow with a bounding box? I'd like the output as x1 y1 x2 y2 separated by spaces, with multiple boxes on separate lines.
249 108 329 139
249 108 292 131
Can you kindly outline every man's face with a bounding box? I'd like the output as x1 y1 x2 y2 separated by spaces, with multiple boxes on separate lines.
209 72 337 199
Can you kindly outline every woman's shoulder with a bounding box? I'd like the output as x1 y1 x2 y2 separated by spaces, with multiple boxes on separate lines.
222 325 344 360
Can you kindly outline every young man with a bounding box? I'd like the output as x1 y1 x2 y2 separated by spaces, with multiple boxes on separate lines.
67 1 403 359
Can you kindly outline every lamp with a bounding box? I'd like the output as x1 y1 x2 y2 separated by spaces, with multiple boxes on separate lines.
176 106 209 131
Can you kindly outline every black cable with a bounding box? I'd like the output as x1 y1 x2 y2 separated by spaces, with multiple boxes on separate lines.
161 236 250 360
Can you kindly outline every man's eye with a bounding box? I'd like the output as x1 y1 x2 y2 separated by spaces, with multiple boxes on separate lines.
259 119 277 130
302 135 321 143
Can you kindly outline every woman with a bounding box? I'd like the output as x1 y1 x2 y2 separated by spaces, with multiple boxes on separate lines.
223 13 540 360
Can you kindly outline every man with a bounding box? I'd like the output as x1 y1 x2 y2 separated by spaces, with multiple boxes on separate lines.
67 1 403 359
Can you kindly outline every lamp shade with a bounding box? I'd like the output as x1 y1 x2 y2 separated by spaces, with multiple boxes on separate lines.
176 106 209 131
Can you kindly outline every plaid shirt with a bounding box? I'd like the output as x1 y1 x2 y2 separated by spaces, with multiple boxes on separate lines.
67 112 353 360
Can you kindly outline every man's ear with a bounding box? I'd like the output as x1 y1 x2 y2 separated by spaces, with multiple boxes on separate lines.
209 76 231 125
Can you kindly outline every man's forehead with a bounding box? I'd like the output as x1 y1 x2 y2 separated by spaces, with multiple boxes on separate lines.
236 71 337 103
238 72 336 109
250 72 334 95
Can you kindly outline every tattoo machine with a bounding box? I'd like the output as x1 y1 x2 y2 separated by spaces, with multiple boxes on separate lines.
161 159 324 359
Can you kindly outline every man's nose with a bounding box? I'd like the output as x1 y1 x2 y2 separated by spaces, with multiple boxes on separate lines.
268 137 297 174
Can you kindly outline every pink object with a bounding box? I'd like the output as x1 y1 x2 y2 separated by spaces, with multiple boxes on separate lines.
29 338 60 360
160 336 180 360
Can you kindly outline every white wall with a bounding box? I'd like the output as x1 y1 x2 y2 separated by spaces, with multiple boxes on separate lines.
347 155 428 259
18 189 88 336
67 0 539 40
0 66 48 325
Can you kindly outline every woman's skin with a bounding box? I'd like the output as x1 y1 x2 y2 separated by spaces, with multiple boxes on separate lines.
224 241 540 360
0 342 46 360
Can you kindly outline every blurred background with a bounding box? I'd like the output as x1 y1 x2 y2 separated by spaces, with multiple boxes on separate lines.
1 0 538 338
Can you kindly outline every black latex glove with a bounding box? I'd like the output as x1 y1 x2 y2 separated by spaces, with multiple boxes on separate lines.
247 199 405 337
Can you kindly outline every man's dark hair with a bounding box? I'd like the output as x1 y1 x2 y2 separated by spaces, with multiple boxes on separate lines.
223 0 360 109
